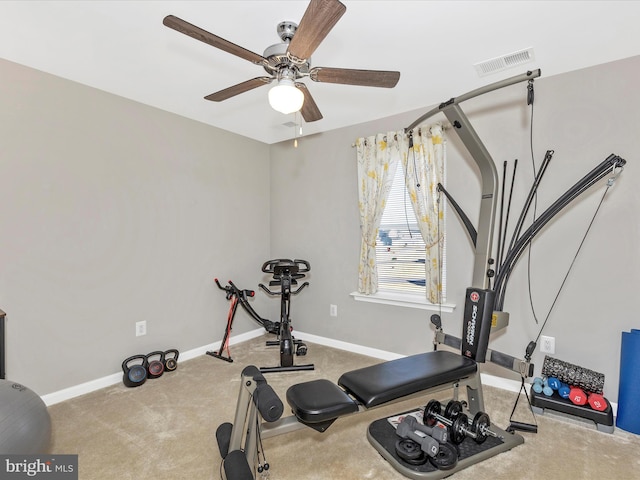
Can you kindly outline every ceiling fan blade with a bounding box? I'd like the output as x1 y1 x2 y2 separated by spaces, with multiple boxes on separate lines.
295 83 323 122
204 77 273 102
163 15 266 65
309 67 400 88
287 0 346 62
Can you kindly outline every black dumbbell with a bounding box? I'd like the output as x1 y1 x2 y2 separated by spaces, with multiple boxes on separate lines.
424 400 499 444
401 416 448 444
441 400 500 444
396 420 439 458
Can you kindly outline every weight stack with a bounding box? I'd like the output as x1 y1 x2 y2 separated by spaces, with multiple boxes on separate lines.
616 329 640 434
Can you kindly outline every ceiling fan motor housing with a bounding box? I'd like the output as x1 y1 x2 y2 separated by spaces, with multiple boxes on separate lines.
263 22 311 77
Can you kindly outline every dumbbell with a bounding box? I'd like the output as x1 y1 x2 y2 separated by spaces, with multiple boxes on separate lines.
532 377 553 396
568 386 588 406
547 377 562 391
587 393 608 411
401 416 448 444
440 400 503 443
424 400 499 444
558 382 570 399
568 387 608 411
396 420 439 458
547 376 571 398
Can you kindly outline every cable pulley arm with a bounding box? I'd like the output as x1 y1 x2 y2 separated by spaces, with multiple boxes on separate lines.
494 153 626 310
437 183 477 247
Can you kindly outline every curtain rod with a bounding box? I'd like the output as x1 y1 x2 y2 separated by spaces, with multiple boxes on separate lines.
351 122 450 147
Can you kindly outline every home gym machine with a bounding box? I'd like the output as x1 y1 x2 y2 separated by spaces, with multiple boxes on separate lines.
215 68 627 479
258 259 313 373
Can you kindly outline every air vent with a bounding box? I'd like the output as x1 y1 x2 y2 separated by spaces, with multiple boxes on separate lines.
474 47 535 77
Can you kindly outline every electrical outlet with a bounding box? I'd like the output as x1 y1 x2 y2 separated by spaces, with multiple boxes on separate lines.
540 335 555 354
136 321 147 337
330 304 338 317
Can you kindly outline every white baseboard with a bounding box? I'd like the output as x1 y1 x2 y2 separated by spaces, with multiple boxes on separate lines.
41 328 265 406
294 331 405 361
42 328 617 416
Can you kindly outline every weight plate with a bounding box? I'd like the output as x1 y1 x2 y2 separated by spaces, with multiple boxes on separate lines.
471 412 490 444
429 442 458 471
395 439 428 465
444 400 463 420
424 400 442 427
450 414 468 444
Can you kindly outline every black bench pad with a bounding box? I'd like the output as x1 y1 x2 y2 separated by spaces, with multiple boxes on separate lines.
338 350 477 408
287 379 358 423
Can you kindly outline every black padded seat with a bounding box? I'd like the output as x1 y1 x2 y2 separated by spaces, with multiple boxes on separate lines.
338 350 477 408
287 379 358 423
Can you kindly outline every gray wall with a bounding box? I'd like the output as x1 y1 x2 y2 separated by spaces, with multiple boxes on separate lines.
0 58 272 395
1 54 637 404
269 55 640 402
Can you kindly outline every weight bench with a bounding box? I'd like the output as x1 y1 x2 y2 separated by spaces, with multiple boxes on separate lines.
287 350 480 428
217 350 523 480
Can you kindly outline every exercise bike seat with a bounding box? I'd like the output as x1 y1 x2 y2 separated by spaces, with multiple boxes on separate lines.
338 350 477 408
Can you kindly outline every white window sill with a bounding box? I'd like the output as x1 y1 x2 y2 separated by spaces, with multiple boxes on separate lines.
350 291 456 313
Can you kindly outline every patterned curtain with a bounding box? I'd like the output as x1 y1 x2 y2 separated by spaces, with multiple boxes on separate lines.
402 123 446 303
355 131 404 294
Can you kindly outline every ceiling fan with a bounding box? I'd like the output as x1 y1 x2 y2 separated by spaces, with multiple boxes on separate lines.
163 0 400 122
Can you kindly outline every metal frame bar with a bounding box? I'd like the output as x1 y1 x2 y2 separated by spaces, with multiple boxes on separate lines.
405 69 541 289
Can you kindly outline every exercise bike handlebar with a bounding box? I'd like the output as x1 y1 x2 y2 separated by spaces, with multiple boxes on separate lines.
261 258 311 274
214 278 255 300
259 281 309 296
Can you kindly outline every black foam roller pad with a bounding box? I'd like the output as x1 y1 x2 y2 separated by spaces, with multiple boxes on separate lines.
223 450 254 480
216 422 233 458
254 383 284 423
541 356 604 394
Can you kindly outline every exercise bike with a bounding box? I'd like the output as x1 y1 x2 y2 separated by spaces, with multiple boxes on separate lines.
258 259 313 373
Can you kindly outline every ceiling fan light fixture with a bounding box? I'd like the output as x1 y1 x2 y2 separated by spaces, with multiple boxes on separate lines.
268 78 304 114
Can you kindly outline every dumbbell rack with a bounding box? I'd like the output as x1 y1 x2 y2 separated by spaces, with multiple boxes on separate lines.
529 388 614 433
367 407 524 480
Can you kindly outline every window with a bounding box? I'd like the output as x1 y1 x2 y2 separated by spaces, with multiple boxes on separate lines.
376 162 447 301
352 125 450 311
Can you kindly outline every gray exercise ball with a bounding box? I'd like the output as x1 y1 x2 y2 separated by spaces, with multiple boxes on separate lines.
0 379 51 454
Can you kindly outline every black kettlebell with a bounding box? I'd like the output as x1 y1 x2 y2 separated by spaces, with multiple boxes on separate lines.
146 351 165 379
122 355 148 388
164 349 179 372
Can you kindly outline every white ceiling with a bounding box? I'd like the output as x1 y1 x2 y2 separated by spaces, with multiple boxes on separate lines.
1 1 639 144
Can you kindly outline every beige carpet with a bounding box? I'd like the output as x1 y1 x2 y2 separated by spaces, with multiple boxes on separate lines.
48 335 640 479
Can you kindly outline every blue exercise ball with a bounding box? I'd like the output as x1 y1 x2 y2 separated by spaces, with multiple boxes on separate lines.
0 379 51 454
